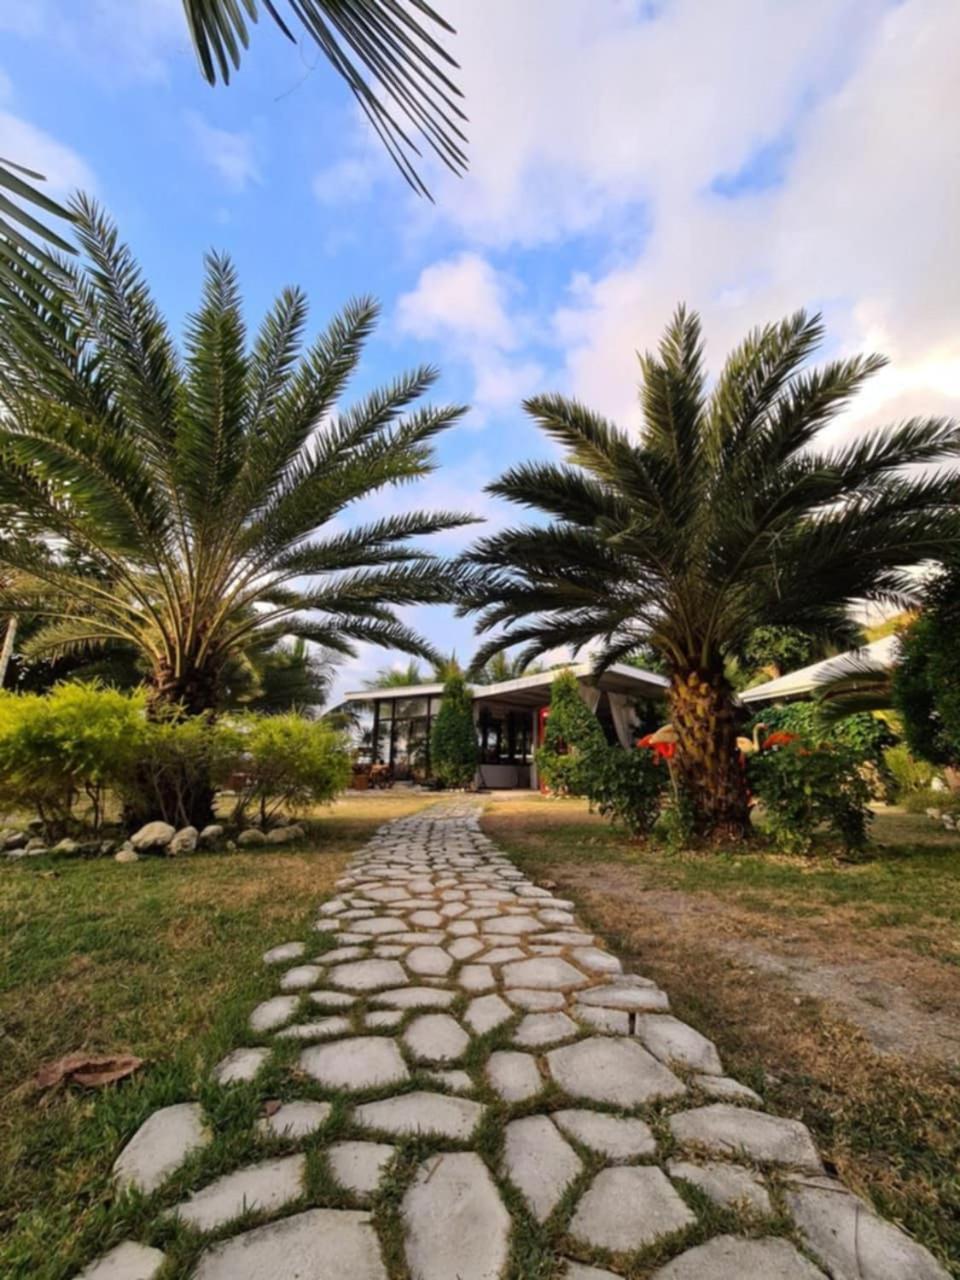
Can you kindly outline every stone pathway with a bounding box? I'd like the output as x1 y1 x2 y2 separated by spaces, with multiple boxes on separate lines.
81 802 950 1279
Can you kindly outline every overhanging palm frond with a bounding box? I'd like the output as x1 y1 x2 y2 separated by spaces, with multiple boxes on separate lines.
0 158 76 338
181 0 467 198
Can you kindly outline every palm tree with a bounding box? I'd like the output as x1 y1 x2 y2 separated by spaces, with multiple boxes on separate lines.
364 658 426 689
462 307 960 842
472 651 543 684
182 0 466 198
0 197 473 717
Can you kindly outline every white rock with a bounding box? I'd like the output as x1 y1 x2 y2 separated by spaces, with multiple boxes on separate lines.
355 1091 485 1140
694 1073 762 1104
635 1014 724 1074
237 828 268 847
307 990 356 1009
669 1104 823 1173
570 1166 695 1251
279 964 322 991
402 1152 511 1280
168 826 198 855
501 957 590 989
448 936 485 961
572 1003 630 1034
168 1155 305 1231
561 1264 620 1280
403 1013 470 1064
257 1101 332 1139
503 1116 582 1222
193 1208 387 1280
249 995 299 1032
458 964 496 992
575 983 669 1012
130 821 175 852
552 1109 656 1160
650 1235 827 1279
513 1012 578 1047
371 985 456 1009
365 1010 404 1030
571 947 622 974
113 1103 210 1194
405 945 454 977
75 1240 166 1280
464 993 513 1035
506 988 566 1011
213 1047 270 1084
426 1069 474 1093
329 958 408 991
262 941 306 965
114 848 139 864
785 1176 951 1279
328 1140 395 1196
486 1051 542 1102
299 1037 409 1090
668 1159 771 1213
199 824 224 847
547 1037 686 1106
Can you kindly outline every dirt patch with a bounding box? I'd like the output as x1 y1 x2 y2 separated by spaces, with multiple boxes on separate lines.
546 863 960 1066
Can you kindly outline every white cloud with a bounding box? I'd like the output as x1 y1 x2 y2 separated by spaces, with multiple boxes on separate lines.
186 112 260 192
0 110 96 198
396 252 544 419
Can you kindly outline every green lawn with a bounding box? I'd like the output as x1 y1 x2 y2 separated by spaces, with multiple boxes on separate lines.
482 794 960 1276
0 792 432 1280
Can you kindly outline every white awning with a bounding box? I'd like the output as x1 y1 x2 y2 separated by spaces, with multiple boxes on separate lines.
739 635 900 705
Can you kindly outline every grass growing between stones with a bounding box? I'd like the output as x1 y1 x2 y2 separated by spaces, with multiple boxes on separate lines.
0 792 433 1280
482 792 960 1275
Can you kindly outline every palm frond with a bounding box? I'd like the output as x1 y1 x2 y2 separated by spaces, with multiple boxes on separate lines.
181 0 467 198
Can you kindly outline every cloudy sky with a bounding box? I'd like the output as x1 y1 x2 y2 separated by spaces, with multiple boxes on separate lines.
2 0 957 697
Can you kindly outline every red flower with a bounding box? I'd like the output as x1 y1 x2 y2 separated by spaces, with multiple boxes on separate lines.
762 730 797 751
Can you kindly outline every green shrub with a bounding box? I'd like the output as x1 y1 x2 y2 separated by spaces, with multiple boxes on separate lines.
584 746 667 837
229 713 351 825
121 711 241 829
0 683 146 834
430 674 479 788
535 669 605 796
883 744 939 798
748 740 872 854
893 592 960 769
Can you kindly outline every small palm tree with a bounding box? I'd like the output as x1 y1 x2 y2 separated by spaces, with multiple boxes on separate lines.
364 659 426 689
0 198 473 717
473 651 543 684
462 307 960 841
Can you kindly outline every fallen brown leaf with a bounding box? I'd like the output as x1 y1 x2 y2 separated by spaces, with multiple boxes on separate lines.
34 1052 144 1090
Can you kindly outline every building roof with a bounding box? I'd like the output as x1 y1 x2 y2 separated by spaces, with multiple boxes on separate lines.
739 635 900 705
344 661 669 708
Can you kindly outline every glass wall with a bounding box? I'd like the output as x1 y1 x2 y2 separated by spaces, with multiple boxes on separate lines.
368 695 438 780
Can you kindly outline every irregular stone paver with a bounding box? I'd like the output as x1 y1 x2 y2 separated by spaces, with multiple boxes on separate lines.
113 1102 209 1194
355 1091 486 1139
76 1241 166 1280
262 941 305 965
553 1109 656 1160
785 1177 951 1279
213 1046 270 1084
570 1166 696 1250
403 1013 470 1063
371 985 456 1009
503 1115 582 1222
257 1101 332 1140
249 995 299 1032
299 1037 409 1091
513 1011 578 1046
328 1140 395 1196
328 958 408 991
650 1235 827 1279
501 956 590 989
486 1050 543 1102
670 1104 823 1172
548 1036 686 1106
464 992 513 1034
403 1152 511 1280
193 1208 387 1280
88 801 935 1280
668 1159 771 1214
635 1013 724 1074
168 1154 305 1231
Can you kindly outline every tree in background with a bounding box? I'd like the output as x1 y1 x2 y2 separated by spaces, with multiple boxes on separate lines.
463 307 960 842
535 668 604 796
893 561 960 775
0 199 473 719
430 673 478 788
473 652 544 684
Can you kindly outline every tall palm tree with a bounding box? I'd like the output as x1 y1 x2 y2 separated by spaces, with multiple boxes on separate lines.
472 651 543 684
364 658 426 688
0 197 473 717
182 0 466 198
462 307 960 842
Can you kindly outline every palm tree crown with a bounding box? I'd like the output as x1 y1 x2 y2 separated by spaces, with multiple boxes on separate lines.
0 198 473 715
462 307 960 838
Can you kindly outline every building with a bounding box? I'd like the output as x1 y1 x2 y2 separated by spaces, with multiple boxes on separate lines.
343 662 669 789
739 635 900 706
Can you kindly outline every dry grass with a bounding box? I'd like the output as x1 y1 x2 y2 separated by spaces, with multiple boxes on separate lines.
482 792 960 1274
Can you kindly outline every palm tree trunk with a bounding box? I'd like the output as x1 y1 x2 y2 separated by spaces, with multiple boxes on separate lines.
0 614 17 688
669 668 751 843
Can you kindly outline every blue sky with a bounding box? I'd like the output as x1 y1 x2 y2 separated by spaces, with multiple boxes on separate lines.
1 0 957 699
